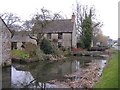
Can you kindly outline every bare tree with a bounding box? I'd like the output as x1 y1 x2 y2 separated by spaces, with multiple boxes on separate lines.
75 3 102 35
22 20 34 31
23 8 63 46
75 3 103 48
0 12 22 37
0 12 21 29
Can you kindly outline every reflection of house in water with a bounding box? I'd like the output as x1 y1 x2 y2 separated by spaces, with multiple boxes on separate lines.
75 61 80 71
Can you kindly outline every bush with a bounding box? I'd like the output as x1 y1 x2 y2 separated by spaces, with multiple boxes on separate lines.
40 38 54 54
36 46 45 60
77 40 85 49
51 43 63 57
64 50 72 57
24 42 37 57
40 38 63 57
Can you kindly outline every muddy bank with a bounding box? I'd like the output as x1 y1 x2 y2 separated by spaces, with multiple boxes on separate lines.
47 61 107 88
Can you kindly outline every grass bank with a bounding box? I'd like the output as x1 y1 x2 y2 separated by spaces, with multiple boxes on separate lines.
11 49 29 59
95 50 119 88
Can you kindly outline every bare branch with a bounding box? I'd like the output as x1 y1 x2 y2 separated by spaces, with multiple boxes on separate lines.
22 8 63 46
0 12 21 31
28 34 37 41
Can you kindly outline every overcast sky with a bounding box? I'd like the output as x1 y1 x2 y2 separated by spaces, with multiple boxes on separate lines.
0 0 119 40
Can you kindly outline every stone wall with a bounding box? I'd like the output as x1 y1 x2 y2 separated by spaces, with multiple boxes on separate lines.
45 33 73 48
72 22 77 48
0 18 11 66
62 33 72 48
0 22 2 65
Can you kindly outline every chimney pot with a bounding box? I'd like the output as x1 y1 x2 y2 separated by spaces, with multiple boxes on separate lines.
71 13 75 22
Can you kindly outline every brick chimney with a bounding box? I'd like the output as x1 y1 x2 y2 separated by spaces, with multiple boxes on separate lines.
71 13 75 22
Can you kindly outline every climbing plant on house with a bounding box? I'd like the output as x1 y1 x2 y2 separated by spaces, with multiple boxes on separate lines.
81 13 93 48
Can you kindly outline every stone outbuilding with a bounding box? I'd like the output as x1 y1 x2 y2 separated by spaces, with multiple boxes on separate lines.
11 31 37 50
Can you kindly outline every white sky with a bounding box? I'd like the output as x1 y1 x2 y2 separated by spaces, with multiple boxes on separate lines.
0 0 119 40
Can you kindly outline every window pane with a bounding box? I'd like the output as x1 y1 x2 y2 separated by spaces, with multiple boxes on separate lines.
58 42 62 48
11 42 17 50
47 33 51 39
58 33 62 39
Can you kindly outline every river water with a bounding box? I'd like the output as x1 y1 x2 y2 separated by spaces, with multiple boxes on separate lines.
2 56 107 88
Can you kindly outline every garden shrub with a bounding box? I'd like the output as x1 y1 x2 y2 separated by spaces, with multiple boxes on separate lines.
40 38 54 54
51 43 63 57
24 42 37 57
40 38 63 57
64 50 72 57
36 46 45 60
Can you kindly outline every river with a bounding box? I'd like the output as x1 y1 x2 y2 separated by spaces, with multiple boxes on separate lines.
2 56 107 88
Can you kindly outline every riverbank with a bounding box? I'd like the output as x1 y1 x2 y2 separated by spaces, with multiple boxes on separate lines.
10 49 111 89
47 60 107 88
94 49 118 88
46 49 112 88
11 49 109 64
11 49 66 64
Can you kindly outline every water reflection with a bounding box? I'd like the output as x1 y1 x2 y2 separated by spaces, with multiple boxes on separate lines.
98 60 107 76
11 56 107 88
11 66 34 88
75 60 80 71
11 66 58 88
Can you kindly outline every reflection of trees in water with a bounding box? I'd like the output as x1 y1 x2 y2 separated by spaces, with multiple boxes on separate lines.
12 57 100 88
29 60 64 82
24 80 46 89
2 67 11 88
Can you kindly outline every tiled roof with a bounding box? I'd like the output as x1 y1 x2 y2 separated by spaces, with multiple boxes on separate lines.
11 31 30 42
11 34 30 42
11 19 74 41
35 19 74 33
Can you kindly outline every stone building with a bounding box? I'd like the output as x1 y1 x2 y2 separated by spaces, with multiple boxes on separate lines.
41 13 77 48
11 14 77 49
0 17 11 66
11 31 37 50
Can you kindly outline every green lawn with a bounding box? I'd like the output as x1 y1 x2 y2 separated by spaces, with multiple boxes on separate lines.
95 50 119 88
11 49 29 59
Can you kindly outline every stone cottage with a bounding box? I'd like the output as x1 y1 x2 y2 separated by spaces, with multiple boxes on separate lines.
41 13 77 48
0 17 11 66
